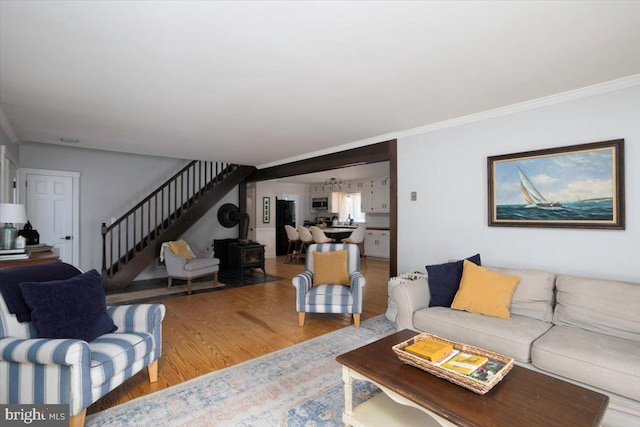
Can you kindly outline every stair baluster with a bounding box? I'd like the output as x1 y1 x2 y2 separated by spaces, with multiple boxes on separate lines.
101 161 254 291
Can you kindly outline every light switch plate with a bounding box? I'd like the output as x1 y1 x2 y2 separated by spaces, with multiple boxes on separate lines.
411 191 417 201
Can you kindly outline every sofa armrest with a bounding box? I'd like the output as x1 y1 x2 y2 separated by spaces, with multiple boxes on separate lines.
350 272 366 313
292 271 313 312
0 337 92 414
392 279 430 331
350 271 366 289
107 304 166 333
0 337 88 366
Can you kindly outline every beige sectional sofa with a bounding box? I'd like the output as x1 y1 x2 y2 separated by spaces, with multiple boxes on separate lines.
392 266 640 427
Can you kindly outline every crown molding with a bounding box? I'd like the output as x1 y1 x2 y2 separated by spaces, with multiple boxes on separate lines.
0 108 19 144
258 73 640 169
396 73 640 139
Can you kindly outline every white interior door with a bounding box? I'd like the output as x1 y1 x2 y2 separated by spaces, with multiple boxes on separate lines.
20 170 79 265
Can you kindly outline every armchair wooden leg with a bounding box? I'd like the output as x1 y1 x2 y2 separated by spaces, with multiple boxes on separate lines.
353 314 361 329
213 271 219 284
69 409 86 427
298 312 305 327
167 277 173 289
187 279 192 295
148 359 158 383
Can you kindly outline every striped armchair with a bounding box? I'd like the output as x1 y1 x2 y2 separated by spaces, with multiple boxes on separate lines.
292 243 366 328
0 266 166 427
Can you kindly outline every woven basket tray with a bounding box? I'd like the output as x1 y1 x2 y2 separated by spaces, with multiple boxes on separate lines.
392 332 514 395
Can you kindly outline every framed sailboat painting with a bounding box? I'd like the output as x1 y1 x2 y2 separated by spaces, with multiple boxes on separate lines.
488 139 625 229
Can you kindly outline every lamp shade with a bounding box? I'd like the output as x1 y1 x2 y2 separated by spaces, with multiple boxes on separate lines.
0 203 27 224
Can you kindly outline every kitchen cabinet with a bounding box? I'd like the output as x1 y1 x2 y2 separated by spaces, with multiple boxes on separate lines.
350 179 367 191
310 184 329 197
372 176 390 213
361 176 391 213
364 229 390 259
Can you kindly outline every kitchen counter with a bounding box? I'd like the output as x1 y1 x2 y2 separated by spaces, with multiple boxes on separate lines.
323 227 360 233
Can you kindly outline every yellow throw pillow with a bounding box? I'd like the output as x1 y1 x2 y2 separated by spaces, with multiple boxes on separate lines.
451 260 520 319
313 250 350 286
168 240 196 260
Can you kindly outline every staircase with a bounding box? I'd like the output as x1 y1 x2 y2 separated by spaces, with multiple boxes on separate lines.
101 160 255 292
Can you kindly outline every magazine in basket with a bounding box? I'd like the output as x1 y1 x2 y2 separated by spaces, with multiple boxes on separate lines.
392 332 514 395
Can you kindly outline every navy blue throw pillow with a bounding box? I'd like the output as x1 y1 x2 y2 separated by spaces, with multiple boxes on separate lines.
19 269 117 342
426 254 481 307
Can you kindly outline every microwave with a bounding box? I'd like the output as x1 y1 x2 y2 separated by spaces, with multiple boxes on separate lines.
312 197 328 210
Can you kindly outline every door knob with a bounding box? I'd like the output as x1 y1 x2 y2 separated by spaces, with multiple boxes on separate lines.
61 236 72 240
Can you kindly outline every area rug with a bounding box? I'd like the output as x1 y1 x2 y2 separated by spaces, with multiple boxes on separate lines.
85 315 396 426
105 270 284 305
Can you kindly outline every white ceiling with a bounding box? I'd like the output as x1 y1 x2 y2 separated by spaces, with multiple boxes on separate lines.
1 1 640 168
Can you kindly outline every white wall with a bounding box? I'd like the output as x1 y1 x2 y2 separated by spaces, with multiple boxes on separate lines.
398 84 639 282
18 142 239 277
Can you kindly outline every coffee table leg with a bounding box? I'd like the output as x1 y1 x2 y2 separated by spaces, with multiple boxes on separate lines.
342 365 354 426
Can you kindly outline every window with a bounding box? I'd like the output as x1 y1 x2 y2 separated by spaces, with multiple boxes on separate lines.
336 192 365 223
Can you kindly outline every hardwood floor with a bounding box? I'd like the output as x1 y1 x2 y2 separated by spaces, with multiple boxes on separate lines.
88 255 391 415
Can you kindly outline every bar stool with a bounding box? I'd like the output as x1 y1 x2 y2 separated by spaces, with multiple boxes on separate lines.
310 226 334 244
297 225 315 260
284 225 300 263
342 226 367 266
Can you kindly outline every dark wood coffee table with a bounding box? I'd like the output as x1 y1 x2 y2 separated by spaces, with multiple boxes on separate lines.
336 330 608 427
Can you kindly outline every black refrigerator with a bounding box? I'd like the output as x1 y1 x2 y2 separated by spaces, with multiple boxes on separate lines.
275 199 296 256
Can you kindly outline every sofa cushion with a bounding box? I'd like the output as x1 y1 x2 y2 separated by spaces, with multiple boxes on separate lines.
313 250 350 285
451 261 520 319
89 331 154 386
0 262 82 323
184 257 220 272
168 240 196 260
487 266 555 322
19 270 117 342
532 325 640 401
413 306 552 362
306 284 353 311
425 254 481 307
554 275 640 341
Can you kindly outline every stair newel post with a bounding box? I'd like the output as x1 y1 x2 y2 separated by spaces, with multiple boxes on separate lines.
101 222 107 275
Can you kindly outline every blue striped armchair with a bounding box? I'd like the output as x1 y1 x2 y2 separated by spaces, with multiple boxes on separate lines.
0 264 166 427
292 243 366 328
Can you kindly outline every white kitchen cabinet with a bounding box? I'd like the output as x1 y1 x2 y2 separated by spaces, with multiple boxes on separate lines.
372 176 390 213
352 179 367 191
361 176 391 213
364 229 390 259
309 183 329 197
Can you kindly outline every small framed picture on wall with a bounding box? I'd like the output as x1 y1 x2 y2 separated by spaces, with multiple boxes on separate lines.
262 197 270 223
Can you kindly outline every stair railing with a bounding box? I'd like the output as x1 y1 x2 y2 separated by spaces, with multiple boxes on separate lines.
101 160 235 278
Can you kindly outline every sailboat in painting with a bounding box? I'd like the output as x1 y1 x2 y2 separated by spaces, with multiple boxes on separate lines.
517 166 561 208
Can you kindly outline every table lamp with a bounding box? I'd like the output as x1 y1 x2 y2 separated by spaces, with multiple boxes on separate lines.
0 203 27 249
